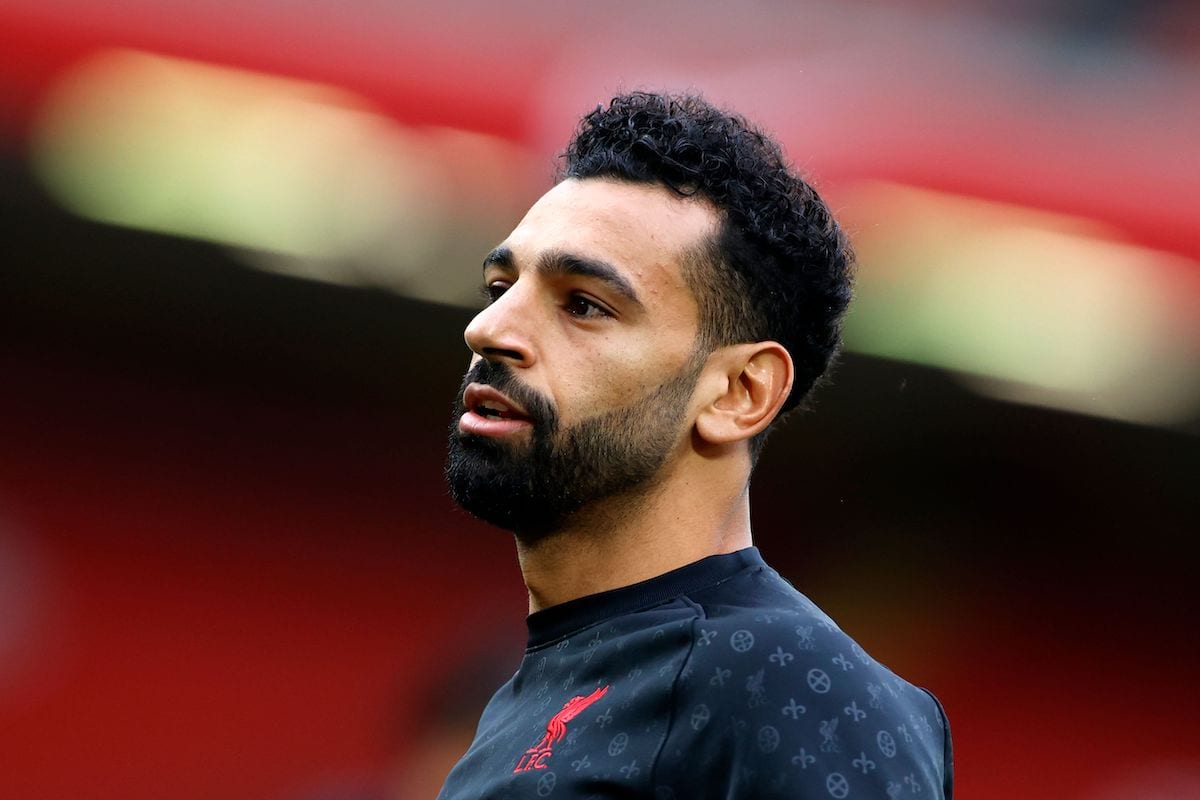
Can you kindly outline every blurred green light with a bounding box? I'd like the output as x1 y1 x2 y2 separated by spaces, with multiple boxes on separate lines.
842 183 1200 425
31 49 431 259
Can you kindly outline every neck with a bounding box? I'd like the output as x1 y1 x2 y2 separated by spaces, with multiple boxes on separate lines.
514 447 753 613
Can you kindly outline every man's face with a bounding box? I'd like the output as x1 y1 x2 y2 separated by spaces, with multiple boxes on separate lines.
445 178 720 536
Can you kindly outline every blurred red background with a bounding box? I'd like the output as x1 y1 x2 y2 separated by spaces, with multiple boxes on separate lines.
2 2 1198 799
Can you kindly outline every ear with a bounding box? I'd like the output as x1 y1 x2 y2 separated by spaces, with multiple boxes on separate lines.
695 342 794 446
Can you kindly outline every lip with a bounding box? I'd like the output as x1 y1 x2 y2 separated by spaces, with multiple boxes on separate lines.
463 383 530 419
459 383 534 438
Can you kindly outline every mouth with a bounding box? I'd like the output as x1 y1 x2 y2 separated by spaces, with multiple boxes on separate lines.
459 383 534 437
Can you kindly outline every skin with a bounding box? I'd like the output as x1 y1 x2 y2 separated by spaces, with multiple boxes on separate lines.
462 177 794 613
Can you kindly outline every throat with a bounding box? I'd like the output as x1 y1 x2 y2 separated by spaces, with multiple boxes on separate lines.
514 478 753 613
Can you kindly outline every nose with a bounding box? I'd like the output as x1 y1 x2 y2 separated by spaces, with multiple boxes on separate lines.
463 284 536 367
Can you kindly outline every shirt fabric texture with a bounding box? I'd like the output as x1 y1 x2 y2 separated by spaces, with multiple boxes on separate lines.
437 547 953 799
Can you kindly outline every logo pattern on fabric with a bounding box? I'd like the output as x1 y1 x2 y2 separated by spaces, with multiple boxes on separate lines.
440 573 948 799
514 685 610 773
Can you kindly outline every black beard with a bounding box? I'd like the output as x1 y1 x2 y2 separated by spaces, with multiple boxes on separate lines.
444 355 704 538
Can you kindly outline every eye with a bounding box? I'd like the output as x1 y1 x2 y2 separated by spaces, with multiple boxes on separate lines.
564 293 613 319
482 281 510 304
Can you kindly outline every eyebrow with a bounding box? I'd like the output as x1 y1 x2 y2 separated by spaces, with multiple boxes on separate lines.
482 246 644 309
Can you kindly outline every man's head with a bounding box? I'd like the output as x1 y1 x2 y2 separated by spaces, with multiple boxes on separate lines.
563 92 854 430
446 92 852 535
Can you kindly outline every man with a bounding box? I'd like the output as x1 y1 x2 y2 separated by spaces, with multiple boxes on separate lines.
439 91 953 799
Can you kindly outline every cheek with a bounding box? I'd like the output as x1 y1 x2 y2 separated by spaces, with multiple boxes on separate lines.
556 345 686 418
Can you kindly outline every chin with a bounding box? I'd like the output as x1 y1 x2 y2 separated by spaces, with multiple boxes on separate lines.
445 441 567 536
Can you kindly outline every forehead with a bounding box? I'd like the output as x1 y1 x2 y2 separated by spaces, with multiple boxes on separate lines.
500 178 719 300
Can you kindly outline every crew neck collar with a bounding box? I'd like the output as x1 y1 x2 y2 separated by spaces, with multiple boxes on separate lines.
524 547 765 650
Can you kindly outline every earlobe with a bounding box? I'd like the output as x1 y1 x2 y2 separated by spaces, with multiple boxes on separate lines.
695 343 793 446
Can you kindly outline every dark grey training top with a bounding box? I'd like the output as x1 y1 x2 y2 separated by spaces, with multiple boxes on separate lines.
438 547 953 799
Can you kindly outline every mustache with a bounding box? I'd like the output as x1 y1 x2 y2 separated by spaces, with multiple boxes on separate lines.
457 359 557 431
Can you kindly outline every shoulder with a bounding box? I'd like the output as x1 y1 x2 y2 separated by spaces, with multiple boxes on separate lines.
677 561 864 694
654 568 951 798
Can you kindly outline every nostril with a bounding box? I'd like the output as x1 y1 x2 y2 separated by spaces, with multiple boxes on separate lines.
482 347 525 362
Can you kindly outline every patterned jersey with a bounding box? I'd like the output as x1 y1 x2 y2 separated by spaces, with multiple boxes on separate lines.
437 548 953 799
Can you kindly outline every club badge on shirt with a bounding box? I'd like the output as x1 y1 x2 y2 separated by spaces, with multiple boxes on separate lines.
513 685 611 773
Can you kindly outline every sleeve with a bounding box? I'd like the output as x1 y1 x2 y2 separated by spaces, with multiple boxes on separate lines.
652 614 950 799
923 688 954 800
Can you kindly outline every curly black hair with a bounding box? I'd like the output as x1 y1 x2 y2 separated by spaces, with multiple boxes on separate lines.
562 92 853 453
